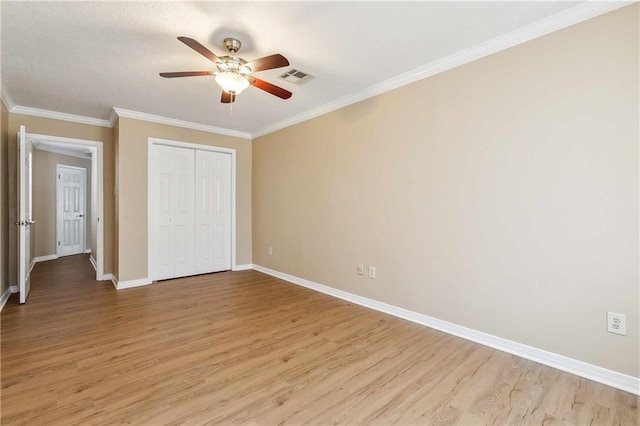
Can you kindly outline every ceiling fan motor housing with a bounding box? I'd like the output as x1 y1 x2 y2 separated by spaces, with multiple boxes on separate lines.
223 38 242 53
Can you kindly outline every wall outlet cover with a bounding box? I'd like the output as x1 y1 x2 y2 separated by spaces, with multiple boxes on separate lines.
607 312 626 335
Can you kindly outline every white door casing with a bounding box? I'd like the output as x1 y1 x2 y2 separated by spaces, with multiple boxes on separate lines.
18 125 34 304
56 165 86 257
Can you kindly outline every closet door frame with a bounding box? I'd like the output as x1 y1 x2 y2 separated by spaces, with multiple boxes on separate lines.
148 137 237 281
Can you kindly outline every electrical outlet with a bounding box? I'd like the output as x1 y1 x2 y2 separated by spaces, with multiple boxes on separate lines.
368 266 376 279
607 312 626 335
357 264 364 275
268 246 273 256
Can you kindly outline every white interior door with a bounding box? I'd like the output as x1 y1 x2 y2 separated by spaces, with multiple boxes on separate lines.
173 147 195 277
151 145 176 280
195 150 215 274
195 150 231 273
18 125 34 304
211 152 231 271
56 165 86 257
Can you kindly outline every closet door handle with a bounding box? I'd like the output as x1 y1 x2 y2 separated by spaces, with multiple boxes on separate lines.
76 214 84 218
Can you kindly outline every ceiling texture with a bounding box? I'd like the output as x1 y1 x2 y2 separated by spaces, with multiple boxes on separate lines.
0 1 619 136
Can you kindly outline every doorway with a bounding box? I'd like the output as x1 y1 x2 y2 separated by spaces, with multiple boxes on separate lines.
21 130 106 286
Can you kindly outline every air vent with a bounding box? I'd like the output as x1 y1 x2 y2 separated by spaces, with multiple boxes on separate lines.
278 68 315 86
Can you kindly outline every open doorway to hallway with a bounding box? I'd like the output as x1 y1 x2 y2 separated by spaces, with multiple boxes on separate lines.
17 132 107 297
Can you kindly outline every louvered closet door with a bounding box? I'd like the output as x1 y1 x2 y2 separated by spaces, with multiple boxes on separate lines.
195 150 231 273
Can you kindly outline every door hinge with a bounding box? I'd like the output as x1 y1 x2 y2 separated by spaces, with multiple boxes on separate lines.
58 174 61 179
58 241 60 246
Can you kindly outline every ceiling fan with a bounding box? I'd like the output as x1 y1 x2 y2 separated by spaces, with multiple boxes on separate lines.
160 36 292 104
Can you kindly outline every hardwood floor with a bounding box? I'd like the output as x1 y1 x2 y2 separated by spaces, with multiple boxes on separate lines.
1 255 637 425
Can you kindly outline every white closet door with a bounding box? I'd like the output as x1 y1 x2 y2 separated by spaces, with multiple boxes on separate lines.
195 150 231 273
173 147 195 277
212 152 231 271
152 145 176 280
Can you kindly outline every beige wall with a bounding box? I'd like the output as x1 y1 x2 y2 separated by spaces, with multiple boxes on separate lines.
8 114 115 283
1 102 9 296
32 150 92 257
116 118 251 281
253 5 639 377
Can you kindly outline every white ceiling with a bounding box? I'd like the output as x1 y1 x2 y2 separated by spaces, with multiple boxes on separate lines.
1 1 597 135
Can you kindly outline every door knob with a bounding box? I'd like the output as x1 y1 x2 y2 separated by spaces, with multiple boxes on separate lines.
77 214 84 218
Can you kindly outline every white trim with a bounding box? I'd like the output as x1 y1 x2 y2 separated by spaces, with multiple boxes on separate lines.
29 258 36 274
84 249 91 254
34 144 91 159
100 273 115 286
10 105 112 128
252 264 640 396
232 264 254 271
251 1 633 138
27 133 106 281
89 255 97 272
108 108 119 127
33 254 59 263
1 85 15 111
0 287 11 312
147 137 238 280
9 285 18 294
114 277 153 290
114 107 252 140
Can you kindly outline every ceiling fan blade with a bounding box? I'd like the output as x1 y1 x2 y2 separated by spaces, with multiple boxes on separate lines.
246 54 289 73
159 71 212 78
221 91 236 103
177 36 221 64
250 77 292 99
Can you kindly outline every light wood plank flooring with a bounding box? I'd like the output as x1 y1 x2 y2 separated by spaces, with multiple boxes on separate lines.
1 255 637 425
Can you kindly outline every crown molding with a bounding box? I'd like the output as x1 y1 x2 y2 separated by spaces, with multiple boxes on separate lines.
10 105 112 128
113 107 252 140
108 108 119 127
1 85 15 111
252 0 633 138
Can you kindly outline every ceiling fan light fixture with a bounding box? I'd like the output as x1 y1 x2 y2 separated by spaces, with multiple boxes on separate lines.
215 71 250 94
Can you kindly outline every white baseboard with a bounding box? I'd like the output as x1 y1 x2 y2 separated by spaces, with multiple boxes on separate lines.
0 287 12 312
112 276 153 290
108 274 118 289
252 264 640 396
232 263 254 271
34 254 59 263
29 258 36 274
89 255 97 272
84 248 92 254
9 285 18 294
